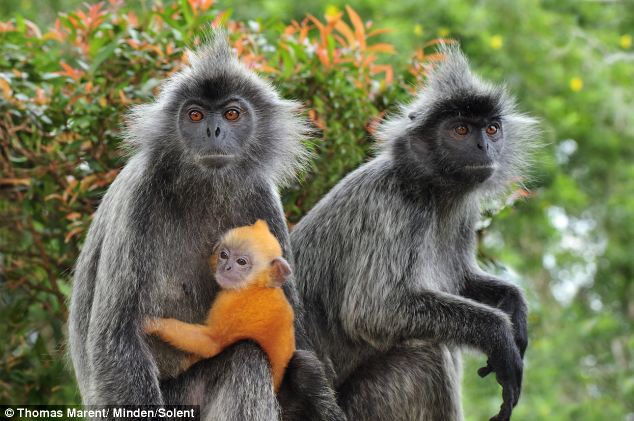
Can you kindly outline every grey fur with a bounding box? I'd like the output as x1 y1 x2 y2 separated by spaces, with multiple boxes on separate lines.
69 32 344 420
291 45 539 421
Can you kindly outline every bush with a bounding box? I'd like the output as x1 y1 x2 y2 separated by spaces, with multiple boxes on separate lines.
0 1 438 403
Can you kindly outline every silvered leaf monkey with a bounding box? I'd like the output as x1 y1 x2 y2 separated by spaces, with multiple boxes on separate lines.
291 45 539 421
68 32 345 421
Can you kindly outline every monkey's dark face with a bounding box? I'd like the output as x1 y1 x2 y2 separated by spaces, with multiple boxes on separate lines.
436 116 504 183
177 96 255 168
215 246 255 289
409 96 505 185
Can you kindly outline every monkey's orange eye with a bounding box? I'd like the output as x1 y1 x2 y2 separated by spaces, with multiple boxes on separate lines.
188 110 204 122
236 258 248 266
486 124 499 136
220 251 228 259
224 109 240 121
454 125 469 136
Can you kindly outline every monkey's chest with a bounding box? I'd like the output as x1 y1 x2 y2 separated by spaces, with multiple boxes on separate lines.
143 222 218 319
146 229 221 379
409 240 466 294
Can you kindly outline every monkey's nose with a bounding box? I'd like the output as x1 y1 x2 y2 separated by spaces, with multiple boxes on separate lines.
215 126 221 137
476 138 489 151
225 265 231 271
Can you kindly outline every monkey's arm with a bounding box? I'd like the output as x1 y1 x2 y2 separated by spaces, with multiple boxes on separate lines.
85 254 164 405
342 287 522 421
144 318 221 358
343 286 517 351
461 273 528 359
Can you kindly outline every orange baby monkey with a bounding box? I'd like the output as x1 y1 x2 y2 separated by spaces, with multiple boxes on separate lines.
144 220 295 391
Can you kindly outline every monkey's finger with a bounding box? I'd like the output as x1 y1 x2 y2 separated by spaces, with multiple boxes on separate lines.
489 403 512 421
478 363 494 377
495 383 515 421
143 318 159 333
514 367 523 405
513 381 521 406
490 400 512 421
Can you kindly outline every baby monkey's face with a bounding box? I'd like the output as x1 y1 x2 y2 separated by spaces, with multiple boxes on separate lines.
215 246 254 289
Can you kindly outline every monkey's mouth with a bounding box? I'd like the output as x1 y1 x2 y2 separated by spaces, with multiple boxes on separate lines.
463 163 496 171
196 154 237 168
460 163 496 183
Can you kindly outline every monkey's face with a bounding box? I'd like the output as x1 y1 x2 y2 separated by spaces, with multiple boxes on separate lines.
409 99 506 185
436 116 504 183
177 95 256 168
215 246 256 289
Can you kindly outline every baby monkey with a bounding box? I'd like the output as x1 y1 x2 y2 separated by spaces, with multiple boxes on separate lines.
144 220 295 391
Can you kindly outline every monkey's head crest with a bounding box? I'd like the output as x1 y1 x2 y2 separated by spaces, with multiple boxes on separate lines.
377 43 541 198
222 219 283 264
123 30 309 187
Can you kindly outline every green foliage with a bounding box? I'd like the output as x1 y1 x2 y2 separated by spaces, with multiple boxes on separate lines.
1 1 632 419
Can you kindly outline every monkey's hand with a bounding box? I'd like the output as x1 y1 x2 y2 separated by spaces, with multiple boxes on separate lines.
462 276 528 376
498 288 528 359
511 303 528 360
143 318 163 335
483 331 523 421
478 290 528 378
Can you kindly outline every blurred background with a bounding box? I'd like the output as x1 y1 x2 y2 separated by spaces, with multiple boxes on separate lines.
0 0 632 419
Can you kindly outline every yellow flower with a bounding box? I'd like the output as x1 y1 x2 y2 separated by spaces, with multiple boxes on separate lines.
437 27 450 37
569 77 583 92
490 35 503 50
620 34 632 49
325 5 340 18
414 24 423 37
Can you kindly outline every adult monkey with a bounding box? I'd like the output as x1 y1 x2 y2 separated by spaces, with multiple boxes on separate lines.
68 33 344 420
291 46 539 421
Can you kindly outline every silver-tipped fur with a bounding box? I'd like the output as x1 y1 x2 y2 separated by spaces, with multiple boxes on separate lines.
69 29 344 420
291 44 537 420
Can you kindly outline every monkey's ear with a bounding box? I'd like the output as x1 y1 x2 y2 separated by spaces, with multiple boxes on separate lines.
270 257 292 287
